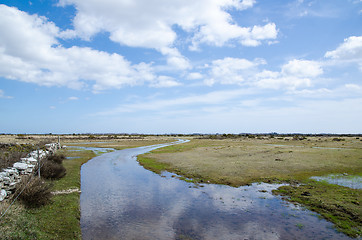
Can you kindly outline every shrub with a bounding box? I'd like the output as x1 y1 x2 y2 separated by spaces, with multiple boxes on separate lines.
332 138 345 142
38 160 66 180
47 153 66 164
14 176 52 207
0 143 35 171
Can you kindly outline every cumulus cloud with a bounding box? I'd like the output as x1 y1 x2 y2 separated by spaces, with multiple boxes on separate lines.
240 23 278 47
58 0 277 53
150 76 182 88
255 60 322 90
159 47 191 70
281 59 323 77
325 36 362 70
205 57 264 86
0 5 177 91
202 57 323 90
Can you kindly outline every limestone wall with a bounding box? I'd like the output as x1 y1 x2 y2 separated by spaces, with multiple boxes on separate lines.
0 143 61 201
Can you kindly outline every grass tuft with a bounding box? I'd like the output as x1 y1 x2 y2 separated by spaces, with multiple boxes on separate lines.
14 176 53 208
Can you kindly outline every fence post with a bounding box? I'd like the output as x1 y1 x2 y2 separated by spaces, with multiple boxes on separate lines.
37 148 40 178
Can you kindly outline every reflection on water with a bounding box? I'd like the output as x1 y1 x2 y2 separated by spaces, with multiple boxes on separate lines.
67 146 114 154
311 174 362 189
81 141 351 240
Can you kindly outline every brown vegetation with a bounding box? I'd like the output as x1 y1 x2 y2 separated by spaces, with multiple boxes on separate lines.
0 144 35 170
14 176 52 207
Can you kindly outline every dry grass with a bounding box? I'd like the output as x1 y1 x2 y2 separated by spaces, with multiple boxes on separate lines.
142 137 362 186
0 134 177 146
62 136 176 150
14 176 53 207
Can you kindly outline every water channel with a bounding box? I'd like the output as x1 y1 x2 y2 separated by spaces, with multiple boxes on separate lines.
80 140 352 240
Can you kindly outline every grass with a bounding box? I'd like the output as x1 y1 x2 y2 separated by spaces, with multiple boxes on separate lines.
274 180 361 237
0 149 96 239
140 138 362 186
138 137 362 238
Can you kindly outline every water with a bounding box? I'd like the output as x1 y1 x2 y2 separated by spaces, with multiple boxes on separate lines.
80 140 352 240
66 156 80 160
311 174 362 189
67 146 114 154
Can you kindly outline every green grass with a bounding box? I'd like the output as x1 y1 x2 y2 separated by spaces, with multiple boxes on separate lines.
138 154 171 174
0 149 96 239
274 180 362 238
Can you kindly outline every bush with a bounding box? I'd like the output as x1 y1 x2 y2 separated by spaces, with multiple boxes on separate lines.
14 176 52 207
38 160 66 180
332 138 345 142
0 144 35 171
47 153 66 164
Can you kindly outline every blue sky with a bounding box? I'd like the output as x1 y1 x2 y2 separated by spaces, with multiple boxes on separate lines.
0 0 361 134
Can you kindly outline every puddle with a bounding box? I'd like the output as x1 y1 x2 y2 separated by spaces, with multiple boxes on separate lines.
80 140 352 240
311 174 362 189
66 156 81 160
66 146 115 154
67 141 114 145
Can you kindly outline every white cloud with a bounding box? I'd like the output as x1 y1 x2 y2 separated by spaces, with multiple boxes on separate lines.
325 36 362 70
281 59 323 77
255 59 323 91
159 47 191 70
0 5 168 91
255 75 312 90
68 96 78 101
187 72 204 80
254 60 322 90
200 57 322 90
206 57 263 86
241 23 278 47
150 76 182 88
345 83 361 90
58 0 277 53
291 84 362 98
0 89 13 99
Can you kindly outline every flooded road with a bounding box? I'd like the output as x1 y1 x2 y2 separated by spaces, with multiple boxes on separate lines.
80 140 351 240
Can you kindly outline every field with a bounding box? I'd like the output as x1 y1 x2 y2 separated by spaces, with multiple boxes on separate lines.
1 134 361 238
139 136 362 185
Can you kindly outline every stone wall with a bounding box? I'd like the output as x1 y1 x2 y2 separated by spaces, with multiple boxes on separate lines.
0 143 61 201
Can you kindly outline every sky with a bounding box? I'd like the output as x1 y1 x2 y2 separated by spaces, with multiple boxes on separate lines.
0 0 361 134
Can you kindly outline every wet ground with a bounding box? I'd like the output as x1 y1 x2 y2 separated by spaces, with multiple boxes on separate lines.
80 141 352 240
311 174 362 189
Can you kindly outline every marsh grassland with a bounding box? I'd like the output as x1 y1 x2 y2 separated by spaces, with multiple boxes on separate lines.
139 136 362 237
1 134 361 238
